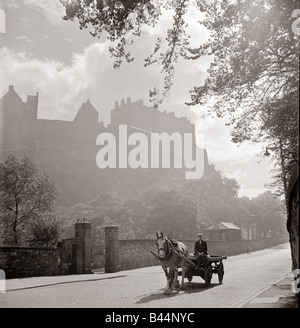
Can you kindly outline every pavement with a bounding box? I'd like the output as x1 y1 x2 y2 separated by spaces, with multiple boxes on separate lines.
3 267 298 308
4 268 124 292
241 272 298 308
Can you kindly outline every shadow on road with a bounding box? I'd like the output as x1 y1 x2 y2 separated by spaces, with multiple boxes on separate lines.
135 288 178 304
183 281 220 294
135 282 221 304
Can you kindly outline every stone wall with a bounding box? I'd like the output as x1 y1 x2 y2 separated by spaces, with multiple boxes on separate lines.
0 221 92 279
119 239 159 270
0 246 60 279
118 237 288 271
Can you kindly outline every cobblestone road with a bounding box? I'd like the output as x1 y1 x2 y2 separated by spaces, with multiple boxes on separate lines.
0 243 292 308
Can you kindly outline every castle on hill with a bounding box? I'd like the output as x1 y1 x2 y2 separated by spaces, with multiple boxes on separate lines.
0 85 210 205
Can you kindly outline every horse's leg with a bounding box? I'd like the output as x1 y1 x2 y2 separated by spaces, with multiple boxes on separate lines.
173 267 180 289
163 268 174 295
163 267 172 295
163 266 169 293
179 260 186 290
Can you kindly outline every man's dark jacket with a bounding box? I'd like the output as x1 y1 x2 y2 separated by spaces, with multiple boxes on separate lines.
194 240 208 255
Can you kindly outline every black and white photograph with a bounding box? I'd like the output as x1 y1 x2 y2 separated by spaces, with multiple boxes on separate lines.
0 0 299 315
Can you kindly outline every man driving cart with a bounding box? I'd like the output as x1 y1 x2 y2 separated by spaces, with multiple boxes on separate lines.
194 233 208 268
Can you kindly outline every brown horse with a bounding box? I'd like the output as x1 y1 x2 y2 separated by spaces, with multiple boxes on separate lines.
155 230 188 295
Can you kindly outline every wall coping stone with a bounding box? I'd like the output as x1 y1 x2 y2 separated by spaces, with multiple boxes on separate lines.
0 245 58 251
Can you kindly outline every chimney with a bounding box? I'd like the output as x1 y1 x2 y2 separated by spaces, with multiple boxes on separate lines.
9 85 14 91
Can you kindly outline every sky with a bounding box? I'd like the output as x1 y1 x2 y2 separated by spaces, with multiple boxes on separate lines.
0 0 276 198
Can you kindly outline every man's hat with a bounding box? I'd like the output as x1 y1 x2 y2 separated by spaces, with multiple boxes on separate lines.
197 233 203 236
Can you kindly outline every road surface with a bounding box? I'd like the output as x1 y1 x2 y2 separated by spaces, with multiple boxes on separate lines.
0 243 293 308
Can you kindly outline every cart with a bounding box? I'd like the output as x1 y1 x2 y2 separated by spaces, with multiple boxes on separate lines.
177 253 227 287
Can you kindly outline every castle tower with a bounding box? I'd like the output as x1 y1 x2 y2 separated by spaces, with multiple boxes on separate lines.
0 85 38 154
73 100 99 129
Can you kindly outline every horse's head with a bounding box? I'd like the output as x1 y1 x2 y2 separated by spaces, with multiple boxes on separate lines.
156 230 169 258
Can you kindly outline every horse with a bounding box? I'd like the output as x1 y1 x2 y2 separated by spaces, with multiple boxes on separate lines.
155 230 189 295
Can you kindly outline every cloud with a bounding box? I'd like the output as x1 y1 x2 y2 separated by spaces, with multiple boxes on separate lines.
3 0 20 9
0 43 110 120
22 0 65 25
226 153 274 186
16 35 33 43
191 110 275 198
0 40 170 123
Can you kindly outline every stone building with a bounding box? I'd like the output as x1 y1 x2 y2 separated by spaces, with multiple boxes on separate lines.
0 85 210 205
204 222 242 241
110 97 195 138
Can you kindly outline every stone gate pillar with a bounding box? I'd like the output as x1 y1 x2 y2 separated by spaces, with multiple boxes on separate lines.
105 226 120 273
75 220 92 274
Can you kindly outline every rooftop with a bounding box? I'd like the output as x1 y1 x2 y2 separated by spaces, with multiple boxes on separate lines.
205 222 241 231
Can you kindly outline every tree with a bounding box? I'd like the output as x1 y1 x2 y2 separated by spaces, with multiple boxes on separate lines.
136 186 197 239
185 0 299 207
57 191 135 256
251 192 287 238
0 156 59 245
180 170 240 226
27 214 62 247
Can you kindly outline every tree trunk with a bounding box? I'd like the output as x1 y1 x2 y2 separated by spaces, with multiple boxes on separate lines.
287 163 299 307
279 140 289 211
13 220 18 245
13 209 18 245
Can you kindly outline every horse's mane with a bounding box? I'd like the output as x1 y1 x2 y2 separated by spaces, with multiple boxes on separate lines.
165 235 179 248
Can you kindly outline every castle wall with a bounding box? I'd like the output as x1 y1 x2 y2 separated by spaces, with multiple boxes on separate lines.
110 98 195 137
0 86 204 204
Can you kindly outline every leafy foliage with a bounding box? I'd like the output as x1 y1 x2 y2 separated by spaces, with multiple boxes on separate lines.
58 192 135 254
60 0 191 105
136 186 197 239
251 192 287 237
0 156 59 245
58 168 287 244
27 214 62 247
185 0 299 202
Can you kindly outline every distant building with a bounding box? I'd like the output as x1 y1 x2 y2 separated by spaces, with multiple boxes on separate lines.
0 85 213 205
240 224 258 240
110 97 195 138
0 86 196 162
204 222 242 241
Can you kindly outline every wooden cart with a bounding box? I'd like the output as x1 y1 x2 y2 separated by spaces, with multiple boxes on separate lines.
178 253 227 287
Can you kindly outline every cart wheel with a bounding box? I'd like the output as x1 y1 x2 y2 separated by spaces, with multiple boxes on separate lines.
204 266 212 287
218 262 224 283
